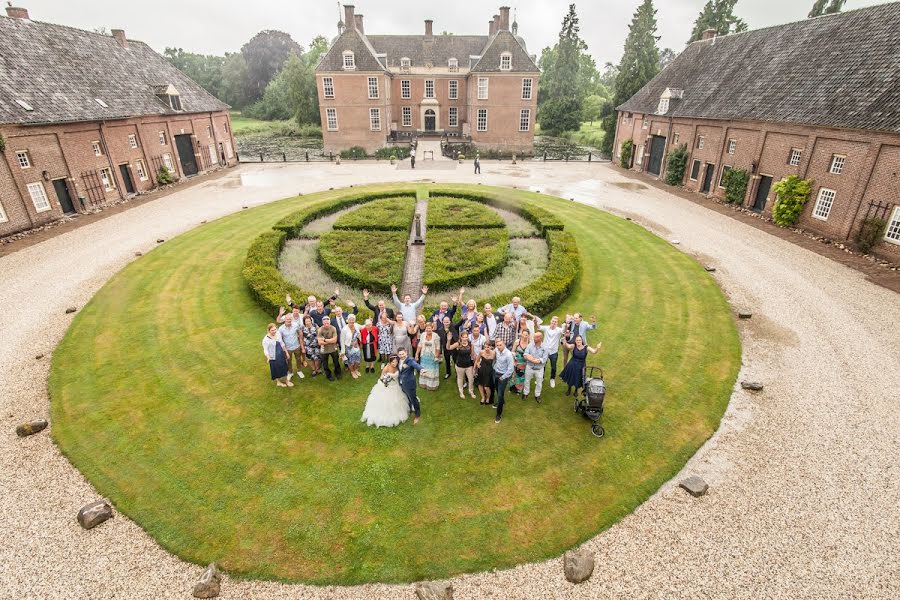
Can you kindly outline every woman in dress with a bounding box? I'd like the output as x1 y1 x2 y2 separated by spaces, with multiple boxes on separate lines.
301 315 322 376
392 314 412 357
361 318 379 374
449 331 476 399
409 315 427 354
474 340 496 405
416 321 441 391
560 335 602 399
511 329 531 395
438 315 458 380
360 355 410 428
340 314 363 379
376 312 394 366
262 323 291 387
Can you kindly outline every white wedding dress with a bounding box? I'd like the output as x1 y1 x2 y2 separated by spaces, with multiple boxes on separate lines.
361 371 410 427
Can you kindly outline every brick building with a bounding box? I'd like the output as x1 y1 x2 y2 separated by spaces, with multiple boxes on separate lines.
0 6 237 237
613 4 900 258
315 5 539 154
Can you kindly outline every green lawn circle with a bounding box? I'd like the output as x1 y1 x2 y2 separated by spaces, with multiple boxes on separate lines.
49 183 741 585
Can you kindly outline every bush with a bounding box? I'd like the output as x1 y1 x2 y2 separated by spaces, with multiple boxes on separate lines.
772 176 813 227
156 166 175 185
458 154 466 160
427 188 564 234
339 146 367 160
620 139 634 168
273 189 418 237
722 168 750 204
855 217 887 254
318 230 408 293
665 144 689 186
423 229 509 290
374 147 411 160
242 229 304 317
427 197 505 229
333 197 416 230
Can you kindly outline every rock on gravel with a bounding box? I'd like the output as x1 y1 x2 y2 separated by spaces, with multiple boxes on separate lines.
193 563 221 598
679 476 709 498
65 307 77 314
415 581 453 600
741 381 764 391
15 419 48 437
563 548 596 583
76 500 113 530
738 311 753 319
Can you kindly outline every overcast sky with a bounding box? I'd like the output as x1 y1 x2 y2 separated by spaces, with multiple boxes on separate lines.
23 0 896 66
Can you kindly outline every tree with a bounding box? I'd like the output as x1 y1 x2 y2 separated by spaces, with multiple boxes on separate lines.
241 30 303 101
601 0 660 156
295 36 330 125
538 4 591 135
164 48 226 100
809 0 846 17
220 52 254 108
581 94 604 125
658 47 677 70
687 0 748 43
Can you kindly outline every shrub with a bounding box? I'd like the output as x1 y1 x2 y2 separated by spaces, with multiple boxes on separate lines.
156 166 175 185
665 144 689 186
619 139 634 168
339 146 367 160
771 176 813 227
423 229 509 290
427 188 564 234
722 168 750 204
242 229 305 317
318 230 408 293
458 154 466 160
855 217 887 254
273 189 418 237
427 197 504 229
332 197 416 231
374 147 410 160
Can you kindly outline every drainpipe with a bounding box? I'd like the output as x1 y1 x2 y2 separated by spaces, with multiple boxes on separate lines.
0 148 35 228
97 121 125 200
845 142 882 240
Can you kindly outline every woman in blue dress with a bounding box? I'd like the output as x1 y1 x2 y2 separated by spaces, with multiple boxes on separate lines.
262 323 291 387
301 315 322 376
560 335 602 399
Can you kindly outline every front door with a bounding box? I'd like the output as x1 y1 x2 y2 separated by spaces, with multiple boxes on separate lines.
174 134 199 176
52 179 75 214
424 109 436 132
753 175 774 212
648 135 666 176
701 163 716 193
119 164 136 194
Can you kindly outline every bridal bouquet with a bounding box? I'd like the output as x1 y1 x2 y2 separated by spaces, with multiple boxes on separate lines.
380 373 393 387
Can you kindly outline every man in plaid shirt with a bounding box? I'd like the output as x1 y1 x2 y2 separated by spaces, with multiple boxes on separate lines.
491 311 518 349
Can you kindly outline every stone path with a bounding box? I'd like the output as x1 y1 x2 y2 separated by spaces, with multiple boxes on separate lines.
400 190 428 297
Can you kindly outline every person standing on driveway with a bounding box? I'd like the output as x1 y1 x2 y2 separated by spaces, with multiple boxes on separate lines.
474 154 481 174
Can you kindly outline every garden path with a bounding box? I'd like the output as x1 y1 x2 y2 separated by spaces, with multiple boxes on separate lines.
400 190 429 297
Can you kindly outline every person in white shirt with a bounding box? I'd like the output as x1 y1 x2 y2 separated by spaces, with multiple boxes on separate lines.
482 303 497 337
262 323 291 387
392 283 427 322
523 332 548 402
536 316 563 387
277 313 305 381
498 297 527 320
340 314 363 379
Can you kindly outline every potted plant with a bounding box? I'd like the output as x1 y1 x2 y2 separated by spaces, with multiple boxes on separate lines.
390 154 397 165
458 153 465 165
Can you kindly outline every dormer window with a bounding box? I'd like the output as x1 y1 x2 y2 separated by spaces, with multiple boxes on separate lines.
343 51 356 70
154 84 183 111
657 98 670 114
401 57 411 71
448 58 458 72
169 94 182 111
499 52 512 71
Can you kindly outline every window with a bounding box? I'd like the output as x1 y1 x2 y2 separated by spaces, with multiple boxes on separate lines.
224 122 229 134
128 134 138 149
401 80 411 99
885 207 900 245
225 141 233 158
162 153 174 172
448 58 458 72
449 80 458 100
27 182 50 212
206 126 212 138
168 94 182 111
159 131 167 146
367 77 379 99
323 77 334 99
208 144 216 166
135 159 148 181
728 139 737 155
0 200 7 223
657 98 669 114
697 136 705 149
425 80 435 99
673 133 680 145
402 106 412 127
477 108 487 132
789 148 802 166
522 78 533 100
719 165 732 188
92 141 103 157
449 107 458 127
326 108 338 131
830 154 846 175
16 151 31 168
500 52 511 70
690 159 701 180
342 51 355 69
519 109 531 132
478 77 488 100
99 167 115 191
813 188 836 220
369 108 381 131
401 57 411 70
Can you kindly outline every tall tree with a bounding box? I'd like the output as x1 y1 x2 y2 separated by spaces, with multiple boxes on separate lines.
164 48 226 100
241 30 303 101
601 0 660 155
809 0 846 17
658 47 677 70
687 0 748 43
220 52 254 108
537 4 591 135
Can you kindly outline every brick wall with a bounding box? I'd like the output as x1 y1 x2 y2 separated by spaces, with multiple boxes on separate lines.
468 73 538 152
319 73 390 153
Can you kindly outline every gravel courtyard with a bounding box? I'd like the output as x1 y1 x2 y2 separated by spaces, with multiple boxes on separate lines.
1 161 898 599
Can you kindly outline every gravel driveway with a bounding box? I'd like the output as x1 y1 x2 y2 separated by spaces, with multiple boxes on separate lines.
1 162 898 599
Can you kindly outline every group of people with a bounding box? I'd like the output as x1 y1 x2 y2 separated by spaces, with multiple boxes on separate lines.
261 286 602 426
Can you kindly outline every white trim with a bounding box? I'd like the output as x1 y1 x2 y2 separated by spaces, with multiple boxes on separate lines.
323 77 335 99
162 153 174 172
92 141 103 157
830 154 846 175
499 52 512 71
448 80 458 100
519 108 530 132
448 106 458 127
657 98 669 114
813 188 836 221
99 167 115 192
885 206 900 245
521 78 533 100
476 108 487 132
326 108 338 131
16 151 30 169
128 134 138 149
26 182 50 212
401 80 411 99
424 80 435 99
367 77 379 99
727 139 737 155
718 165 732 188
697 136 705 150
448 58 458 72
477 77 488 100
0 200 8 223
789 148 802 167
135 159 148 181
369 108 381 131
158 130 167 145
342 51 356 70
402 106 412 127
401 57 411 69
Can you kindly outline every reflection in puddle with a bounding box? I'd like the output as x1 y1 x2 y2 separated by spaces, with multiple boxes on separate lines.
239 172 280 187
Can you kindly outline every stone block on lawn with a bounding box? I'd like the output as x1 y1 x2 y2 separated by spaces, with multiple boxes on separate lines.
738 311 753 319
563 548 595 583
741 381 764 391
77 499 113 530
705 265 717 272
680 476 709 498
16 419 48 437
65 307 77 314
157 239 165 244
192 563 221 598
415 581 453 600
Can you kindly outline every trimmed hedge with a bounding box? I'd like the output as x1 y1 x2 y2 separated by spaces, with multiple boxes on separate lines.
318 230 408 293
428 188 564 234
333 197 416 231
427 197 505 229
273 190 418 238
423 229 509 290
243 229 305 318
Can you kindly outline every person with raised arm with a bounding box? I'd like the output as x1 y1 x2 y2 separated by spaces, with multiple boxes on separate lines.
362 288 395 321
392 284 427 323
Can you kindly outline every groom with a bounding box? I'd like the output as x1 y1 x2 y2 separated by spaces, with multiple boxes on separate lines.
397 349 422 425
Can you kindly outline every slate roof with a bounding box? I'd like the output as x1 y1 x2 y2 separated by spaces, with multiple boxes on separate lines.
618 3 900 134
472 31 539 73
0 15 228 126
366 35 488 70
317 28 386 72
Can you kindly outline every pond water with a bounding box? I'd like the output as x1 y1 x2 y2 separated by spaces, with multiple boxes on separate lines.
235 133 325 162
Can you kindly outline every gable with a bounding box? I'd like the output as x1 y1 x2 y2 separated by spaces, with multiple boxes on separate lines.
317 28 386 73
471 31 539 73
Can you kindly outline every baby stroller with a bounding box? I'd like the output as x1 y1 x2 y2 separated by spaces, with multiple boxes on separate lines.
574 366 606 438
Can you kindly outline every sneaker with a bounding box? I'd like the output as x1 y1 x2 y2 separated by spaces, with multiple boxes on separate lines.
469 391 477 399
495 417 501 424
444 373 451 379
298 371 305 379
286 380 294 387
535 396 541 404
311 371 319 378
459 392 464 399
550 379 556 388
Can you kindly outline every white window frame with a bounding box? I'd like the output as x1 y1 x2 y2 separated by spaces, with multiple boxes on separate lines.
789 148 802 167
401 80 411 99
92 141 103 157
16 151 31 169
424 80 435 99
326 108 338 131
400 57 411 70
448 80 458 100
128 134 138 149
27 182 50 212
657 98 669 114
224 122 229 134
478 77 489 100
813 188 836 221
99 167 115 192
499 52 512 71
369 108 381 132
697 136 705 150
323 77 335 99
402 106 412 127
135 159 148 181
206 126 212 138
168 94 183 111
224 140 233 158
673 133 680 145
0 200 7 223
448 107 458 127
477 108 488 132
208 144 217 166
519 109 531 132
728 139 737 155
162 153 174 172
719 165 732 188
689 159 701 181
830 154 846 175
448 58 458 72
521 78 533 100
342 51 355 70
367 77 379 99
159 131 167 146
885 206 900 245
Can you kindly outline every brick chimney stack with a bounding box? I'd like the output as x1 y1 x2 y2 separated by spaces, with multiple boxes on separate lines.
425 19 433 38
111 29 128 48
344 5 356 31
492 14 500 35
702 28 717 41
499 6 510 31
5 4 29 19
355 14 364 35
488 20 494 36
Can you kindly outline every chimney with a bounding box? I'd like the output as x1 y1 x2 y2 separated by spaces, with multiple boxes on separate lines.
702 28 717 41
5 4 29 19
498 6 510 31
488 20 494 36
344 5 356 31
492 14 500 35
355 14 364 35
111 29 128 48
425 19 433 38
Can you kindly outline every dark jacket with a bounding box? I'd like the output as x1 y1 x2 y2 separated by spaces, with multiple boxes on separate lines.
398 357 421 393
364 298 396 321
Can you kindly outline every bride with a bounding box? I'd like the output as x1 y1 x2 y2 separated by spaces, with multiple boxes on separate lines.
361 355 410 427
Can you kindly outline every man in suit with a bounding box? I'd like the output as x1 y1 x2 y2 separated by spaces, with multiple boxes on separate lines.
429 297 458 333
330 303 359 338
362 289 395 321
397 349 422 425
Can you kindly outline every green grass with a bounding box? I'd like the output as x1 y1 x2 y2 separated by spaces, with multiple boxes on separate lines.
50 183 741 586
567 122 605 149
230 111 322 138
333 197 416 231
318 229 408 292
427 196 505 229
423 228 509 290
